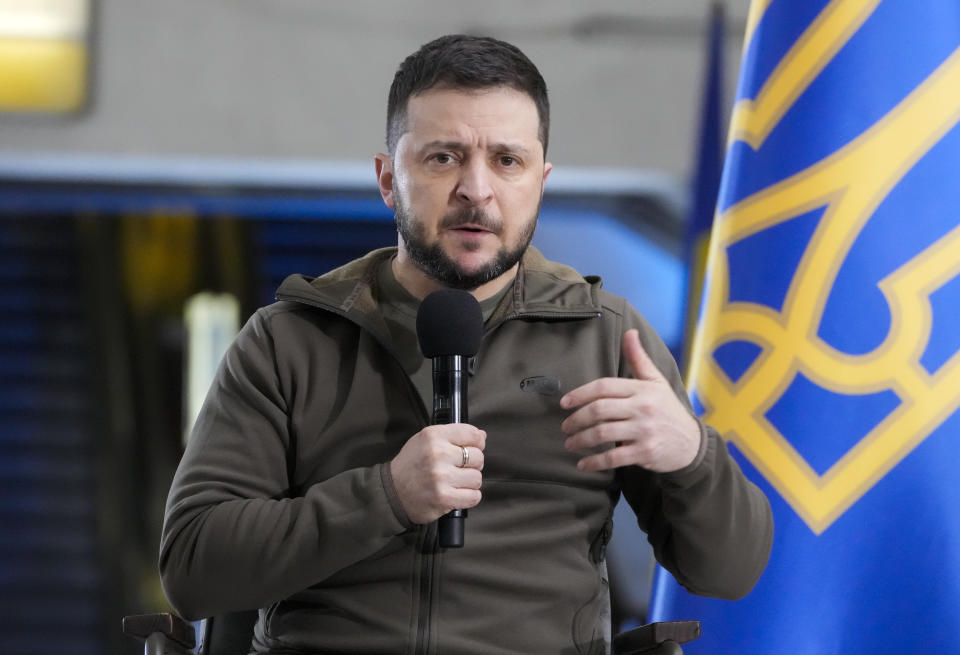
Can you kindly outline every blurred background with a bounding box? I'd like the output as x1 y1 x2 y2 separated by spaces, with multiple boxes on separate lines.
0 1 748 653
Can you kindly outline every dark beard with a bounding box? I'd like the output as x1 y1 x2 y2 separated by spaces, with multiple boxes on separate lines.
395 202 538 291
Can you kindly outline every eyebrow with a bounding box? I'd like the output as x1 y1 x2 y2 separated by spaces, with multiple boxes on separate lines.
419 140 534 155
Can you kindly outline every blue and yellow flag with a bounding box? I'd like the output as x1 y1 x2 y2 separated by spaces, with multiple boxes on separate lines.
649 1 960 652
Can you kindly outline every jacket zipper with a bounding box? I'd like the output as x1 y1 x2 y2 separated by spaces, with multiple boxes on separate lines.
490 311 602 333
415 522 438 655
399 354 437 655
503 311 601 321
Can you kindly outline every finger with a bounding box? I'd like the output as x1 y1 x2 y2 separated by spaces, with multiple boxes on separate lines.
564 420 632 453
451 443 467 468
623 329 664 382
456 427 487 449
560 377 635 411
460 445 484 471
427 424 486 449
560 396 634 436
445 488 483 511
576 444 636 472
450 444 485 470
450 467 483 490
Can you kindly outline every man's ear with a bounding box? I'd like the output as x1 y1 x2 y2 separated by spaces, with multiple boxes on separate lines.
541 161 553 197
374 153 395 209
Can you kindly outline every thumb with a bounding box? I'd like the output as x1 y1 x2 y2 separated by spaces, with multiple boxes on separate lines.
622 329 664 381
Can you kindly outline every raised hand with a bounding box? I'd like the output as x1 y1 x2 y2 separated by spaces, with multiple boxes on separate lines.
560 329 700 473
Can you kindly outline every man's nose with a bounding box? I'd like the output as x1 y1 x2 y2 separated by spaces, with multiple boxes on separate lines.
455 158 494 206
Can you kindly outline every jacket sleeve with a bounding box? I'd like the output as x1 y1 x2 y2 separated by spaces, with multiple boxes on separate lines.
618 309 774 600
158 308 409 620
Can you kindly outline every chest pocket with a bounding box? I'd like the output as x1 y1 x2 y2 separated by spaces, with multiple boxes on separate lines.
468 318 615 489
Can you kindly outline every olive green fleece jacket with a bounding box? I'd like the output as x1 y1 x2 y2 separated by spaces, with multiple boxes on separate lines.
159 246 772 655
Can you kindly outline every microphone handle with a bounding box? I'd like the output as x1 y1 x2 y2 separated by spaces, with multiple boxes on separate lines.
432 355 467 548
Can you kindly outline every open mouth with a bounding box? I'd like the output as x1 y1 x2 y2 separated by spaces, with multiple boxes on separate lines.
451 224 493 234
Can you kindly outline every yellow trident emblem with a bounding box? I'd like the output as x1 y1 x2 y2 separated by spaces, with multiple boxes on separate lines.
691 0 960 534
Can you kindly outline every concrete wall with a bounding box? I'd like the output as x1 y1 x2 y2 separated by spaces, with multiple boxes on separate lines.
2 0 748 178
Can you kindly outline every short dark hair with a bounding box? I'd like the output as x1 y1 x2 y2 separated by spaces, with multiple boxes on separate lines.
386 34 550 155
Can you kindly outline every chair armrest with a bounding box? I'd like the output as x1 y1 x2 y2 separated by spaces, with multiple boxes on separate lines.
122 612 197 651
612 620 701 655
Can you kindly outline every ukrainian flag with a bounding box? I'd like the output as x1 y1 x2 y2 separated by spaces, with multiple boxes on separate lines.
648 1 960 653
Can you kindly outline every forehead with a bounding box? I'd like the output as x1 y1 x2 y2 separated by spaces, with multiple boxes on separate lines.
403 86 541 149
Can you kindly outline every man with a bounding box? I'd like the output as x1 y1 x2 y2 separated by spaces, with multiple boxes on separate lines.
160 35 773 654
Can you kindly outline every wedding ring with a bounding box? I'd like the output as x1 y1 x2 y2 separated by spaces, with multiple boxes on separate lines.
459 445 469 468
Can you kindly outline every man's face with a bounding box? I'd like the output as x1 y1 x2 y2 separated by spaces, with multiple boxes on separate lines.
376 86 552 294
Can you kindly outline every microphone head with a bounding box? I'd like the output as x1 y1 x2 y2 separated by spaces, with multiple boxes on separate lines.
416 289 483 358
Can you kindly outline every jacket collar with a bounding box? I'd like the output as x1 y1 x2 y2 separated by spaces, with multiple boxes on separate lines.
274 246 603 337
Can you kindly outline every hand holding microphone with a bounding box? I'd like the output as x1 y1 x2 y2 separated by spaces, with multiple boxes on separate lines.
390 289 484 547
389 424 486 525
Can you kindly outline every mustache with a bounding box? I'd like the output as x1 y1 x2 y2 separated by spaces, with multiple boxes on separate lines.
439 208 502 234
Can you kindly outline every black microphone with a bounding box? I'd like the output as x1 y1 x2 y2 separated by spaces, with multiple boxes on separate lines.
416 289 483 548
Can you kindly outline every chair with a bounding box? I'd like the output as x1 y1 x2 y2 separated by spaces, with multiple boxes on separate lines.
123 611 700 655
613 620 702 654
123 610 258 655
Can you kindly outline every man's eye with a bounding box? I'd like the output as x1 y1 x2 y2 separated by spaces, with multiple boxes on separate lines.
432 153 455 164
499 155 519 167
